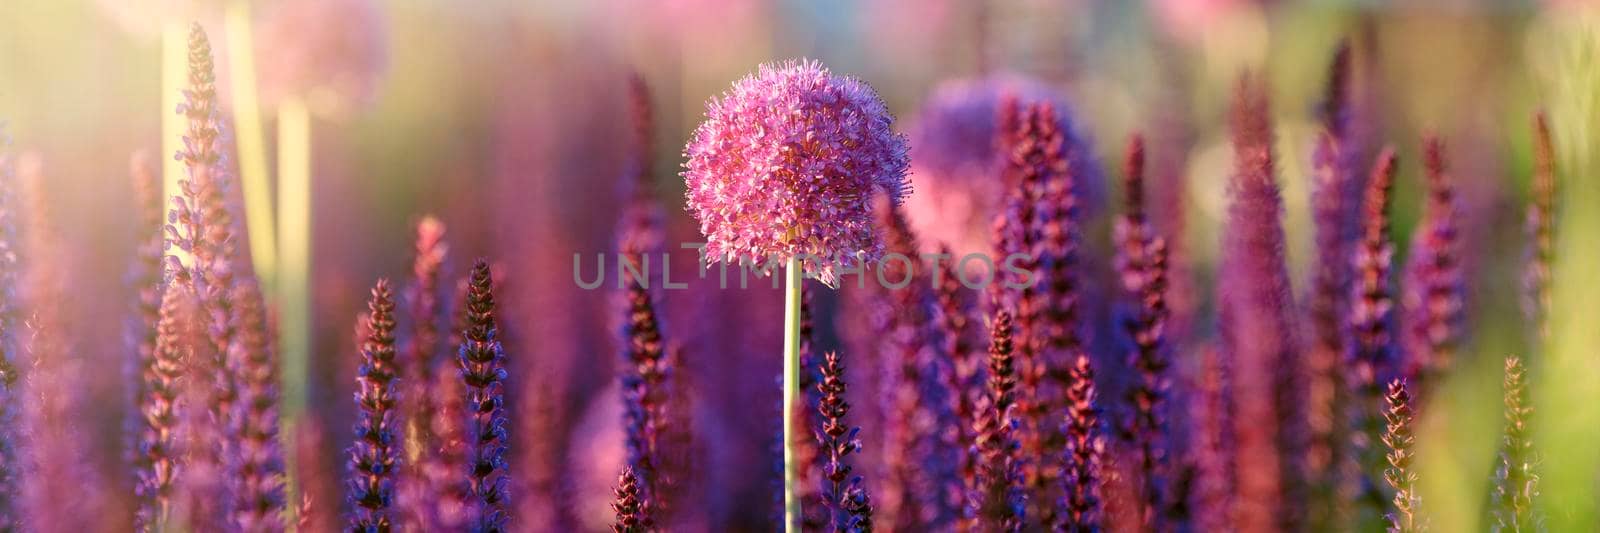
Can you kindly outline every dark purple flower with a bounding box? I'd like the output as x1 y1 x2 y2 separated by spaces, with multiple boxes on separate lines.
1381 379 1419 533
611 466 654 533
1219 73 1298 531
620 225 667 508
458 260 510 531
1400 136 1464 389
1113 133 1173 530
1347 147 1399 516
969 310 1024 532
233 282 285 531
348 280 400 531
1305 41 1372 529
1057 354 1105 531
681 60 910 286
815 351 873 532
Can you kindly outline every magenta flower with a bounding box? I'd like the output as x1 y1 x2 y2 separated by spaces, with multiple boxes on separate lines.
682 60 910 286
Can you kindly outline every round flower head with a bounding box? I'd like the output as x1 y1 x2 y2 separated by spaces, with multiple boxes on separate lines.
683 60 910 286
904 76 1103 258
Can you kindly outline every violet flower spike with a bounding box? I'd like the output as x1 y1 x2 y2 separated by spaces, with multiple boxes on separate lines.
1400 136 1463 389
458 259 510 531
620 226 667 508
1219 73 1299 531
815 351 873 532
164 24 245 516
1347 146 1399 516
348 280 400 531
1114 133 1173 530
399 216 448 528
135 286 193 532
970 310 1025 532
233 281 286 531
126 151 164 488
874 202 961 529
1057 354 1105 532
934 245 983 493
611 466 654 533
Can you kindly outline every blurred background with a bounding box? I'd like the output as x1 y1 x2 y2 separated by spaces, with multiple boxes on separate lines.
0 0 1596 530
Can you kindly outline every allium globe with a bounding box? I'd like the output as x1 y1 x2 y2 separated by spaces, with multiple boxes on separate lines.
682 60 910 286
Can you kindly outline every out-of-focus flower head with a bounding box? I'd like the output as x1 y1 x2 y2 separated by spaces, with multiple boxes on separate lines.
903 75 1101 257
682 59 910 286
256 0 388 116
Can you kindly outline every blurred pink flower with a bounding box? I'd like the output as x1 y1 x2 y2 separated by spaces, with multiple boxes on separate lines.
682 60 909 286
256 0 388 114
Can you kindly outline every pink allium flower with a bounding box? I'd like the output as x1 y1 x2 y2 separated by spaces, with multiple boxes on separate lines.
682 60 910 286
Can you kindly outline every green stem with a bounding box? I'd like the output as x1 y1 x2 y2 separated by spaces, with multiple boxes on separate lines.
782 256 803 532
277 98 311 434
225 0 279 292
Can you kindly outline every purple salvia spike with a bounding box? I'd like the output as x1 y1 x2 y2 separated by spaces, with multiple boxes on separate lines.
1400 136 1464 391
348 280 400 531
969 310 1025 532
166 24 245 520
1306 41 1369 529
611 466 654 533
815 351 873 532
795 286 829 529
1347 147 1399 518
458 260 510 531
1114 133 1174 530
1219 73 1299 532
874 202 962 529
426 277 472 530
135 286 194 531
1493 355 1540 531
619 221 667 511
1030 100 1091 529
1524 112 1556 343
293 415 339 532
233 281 285 531
994 101 1060 526
126 152 164 494
399 216 448 528
933 244 983 495
1381 379 1420 533
1057 354 1106 531
1189 345 1235 532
